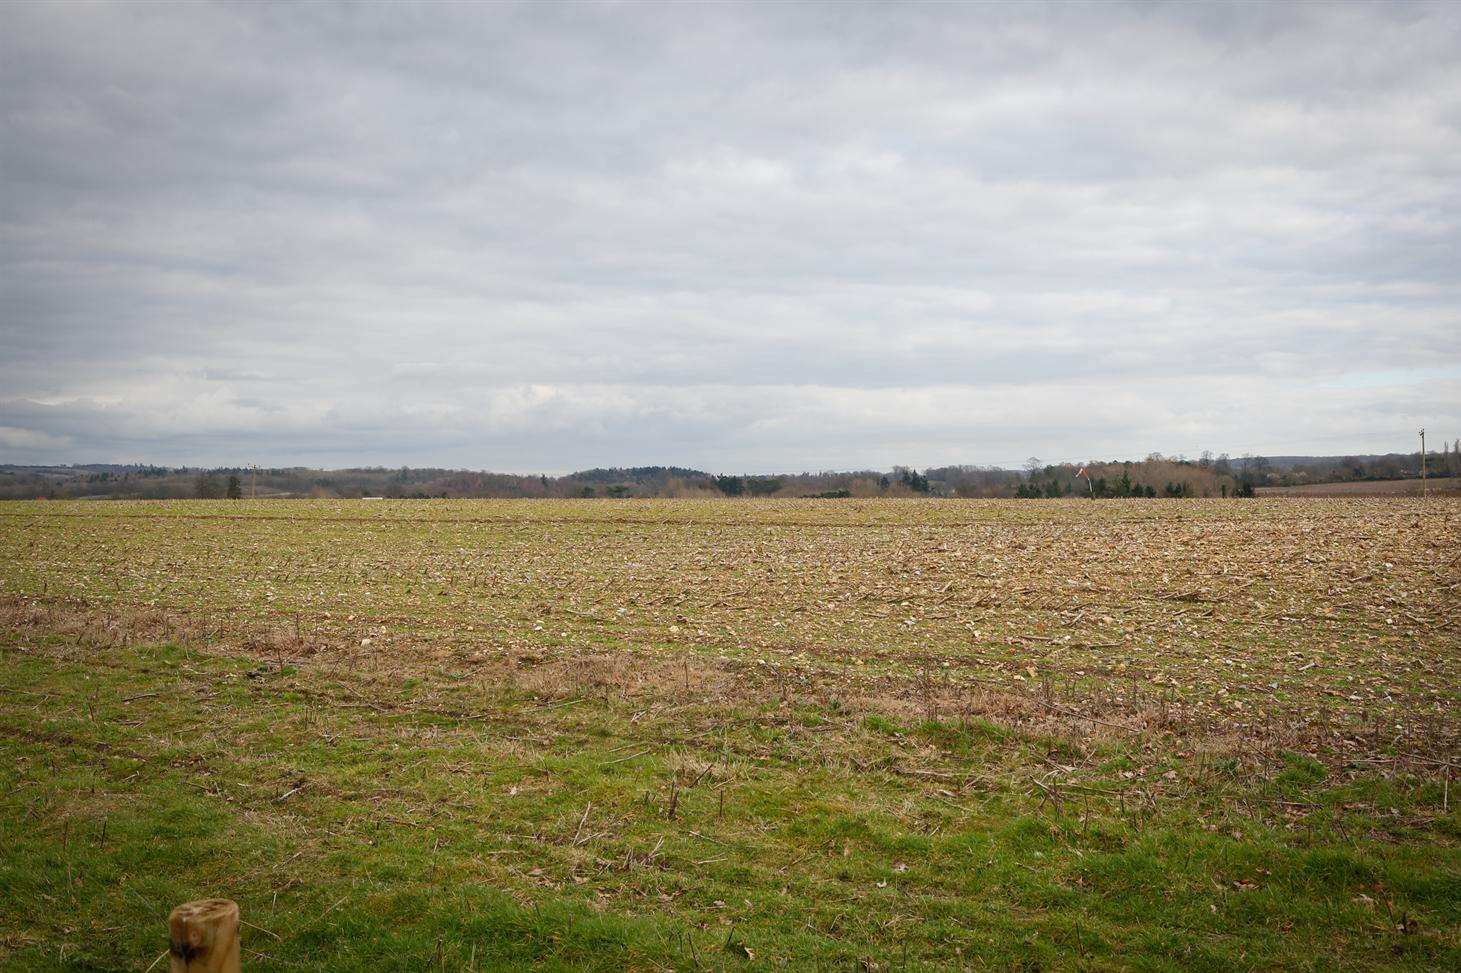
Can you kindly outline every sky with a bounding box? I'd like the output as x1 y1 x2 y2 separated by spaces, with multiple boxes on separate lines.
2 1 1458 473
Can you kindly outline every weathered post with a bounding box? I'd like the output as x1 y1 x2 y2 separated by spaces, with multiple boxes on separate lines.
168 899 241 973
1419 428 1427 497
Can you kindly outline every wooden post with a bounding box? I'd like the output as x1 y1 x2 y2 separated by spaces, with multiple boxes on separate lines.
1419 428 1427 497
169 899 241 973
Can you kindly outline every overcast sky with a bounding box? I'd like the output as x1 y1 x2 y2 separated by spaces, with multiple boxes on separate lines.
2 1 1458 473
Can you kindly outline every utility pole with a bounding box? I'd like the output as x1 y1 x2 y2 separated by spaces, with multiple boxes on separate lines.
1419 428 1426 497
251 464 257 500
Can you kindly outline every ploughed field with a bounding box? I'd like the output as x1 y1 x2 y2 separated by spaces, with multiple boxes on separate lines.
1259 478 1461 497
0 498 1457 970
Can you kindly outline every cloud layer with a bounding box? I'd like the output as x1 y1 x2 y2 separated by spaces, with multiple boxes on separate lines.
3 1 1458 471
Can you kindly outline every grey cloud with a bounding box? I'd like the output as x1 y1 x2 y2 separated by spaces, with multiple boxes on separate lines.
2 1 1458 471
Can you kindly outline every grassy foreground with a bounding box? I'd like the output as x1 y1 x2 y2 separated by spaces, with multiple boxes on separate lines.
1 623 1457 970
0 498 1457 969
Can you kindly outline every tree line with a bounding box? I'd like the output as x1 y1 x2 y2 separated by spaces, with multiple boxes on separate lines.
1 444 1453 501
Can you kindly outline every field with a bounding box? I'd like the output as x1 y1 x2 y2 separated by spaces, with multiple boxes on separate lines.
0 498 1458 970
1259 479 1461 497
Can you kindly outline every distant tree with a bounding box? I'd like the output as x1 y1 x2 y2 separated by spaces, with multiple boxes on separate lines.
715 475 745 496
745 476 782 497
899 469 931 494
195 474 224 499
226 475 242 499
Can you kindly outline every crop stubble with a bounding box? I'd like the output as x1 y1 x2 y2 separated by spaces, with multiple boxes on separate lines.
1 497 1456 763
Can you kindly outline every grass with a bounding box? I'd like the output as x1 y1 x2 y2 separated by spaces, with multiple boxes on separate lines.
0 498 1458 969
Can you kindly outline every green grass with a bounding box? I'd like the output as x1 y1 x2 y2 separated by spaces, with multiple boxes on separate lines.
2 629 1457 970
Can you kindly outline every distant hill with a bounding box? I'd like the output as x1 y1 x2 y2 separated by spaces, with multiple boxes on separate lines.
1240 454 1416 470
565 466 710 484
1259 477 1460 496
1 447 1453 500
